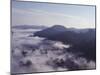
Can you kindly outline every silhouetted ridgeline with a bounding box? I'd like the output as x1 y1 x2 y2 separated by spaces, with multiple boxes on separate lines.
34 25 96 61
12 25 47 29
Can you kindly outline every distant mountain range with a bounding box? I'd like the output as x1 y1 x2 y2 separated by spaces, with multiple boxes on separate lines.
34 25 96 61
34 25 95 44
12 25 47 30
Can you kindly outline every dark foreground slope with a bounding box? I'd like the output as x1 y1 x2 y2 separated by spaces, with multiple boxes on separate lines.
34 25 96 61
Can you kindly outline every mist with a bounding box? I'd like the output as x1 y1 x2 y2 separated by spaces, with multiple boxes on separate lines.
11 27 95 74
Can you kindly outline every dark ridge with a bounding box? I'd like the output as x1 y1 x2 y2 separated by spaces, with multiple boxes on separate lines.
34 25 96 61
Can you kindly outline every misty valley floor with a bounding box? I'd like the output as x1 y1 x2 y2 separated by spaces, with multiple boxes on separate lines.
11 28 96 74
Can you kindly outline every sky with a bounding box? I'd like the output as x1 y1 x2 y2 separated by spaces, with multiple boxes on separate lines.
12 0 95 28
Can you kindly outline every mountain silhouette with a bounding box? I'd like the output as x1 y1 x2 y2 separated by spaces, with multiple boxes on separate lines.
34 25 96 61
12 25 47 29
34 25 67 37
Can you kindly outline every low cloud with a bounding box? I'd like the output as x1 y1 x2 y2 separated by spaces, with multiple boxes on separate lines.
11 29 96 73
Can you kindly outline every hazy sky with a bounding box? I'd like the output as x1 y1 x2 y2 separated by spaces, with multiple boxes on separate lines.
12 1 95 28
